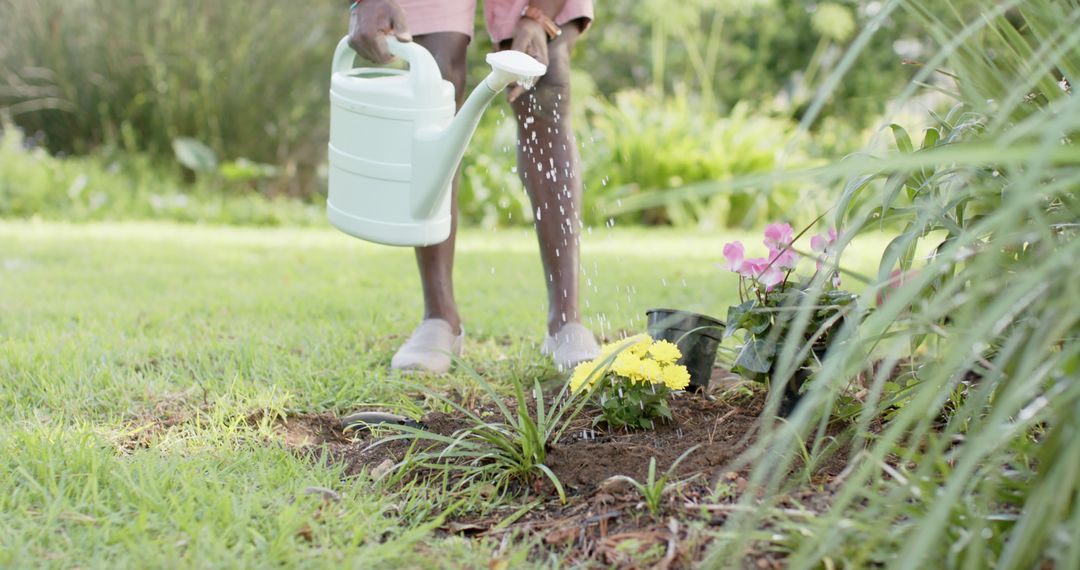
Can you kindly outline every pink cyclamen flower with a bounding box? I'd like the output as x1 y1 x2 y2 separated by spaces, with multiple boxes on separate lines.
769 246 799 270
738 257 768 279
722 241 745 272
759 264 785 289
740 257 785 289
811 228 839 252
763 223 794 249
812 228 840 270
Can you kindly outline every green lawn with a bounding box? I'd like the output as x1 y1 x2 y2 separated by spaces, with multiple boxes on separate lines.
0 221 885 567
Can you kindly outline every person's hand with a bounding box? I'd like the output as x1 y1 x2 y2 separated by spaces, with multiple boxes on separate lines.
507 18 549 102
348 0 412 65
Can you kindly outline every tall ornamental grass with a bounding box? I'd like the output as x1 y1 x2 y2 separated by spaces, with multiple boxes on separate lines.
642 0 1080 566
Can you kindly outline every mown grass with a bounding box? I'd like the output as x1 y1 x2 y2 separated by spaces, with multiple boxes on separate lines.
0 221 888 567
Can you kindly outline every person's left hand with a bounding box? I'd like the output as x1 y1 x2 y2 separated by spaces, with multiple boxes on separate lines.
507 18 548 103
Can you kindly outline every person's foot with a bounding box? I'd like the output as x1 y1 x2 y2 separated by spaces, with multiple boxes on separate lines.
391 319 464 374
542 323 601 371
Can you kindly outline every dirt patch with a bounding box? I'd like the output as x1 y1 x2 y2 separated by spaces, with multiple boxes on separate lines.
112 389 208 452
261 381 854 568
546 394 762 493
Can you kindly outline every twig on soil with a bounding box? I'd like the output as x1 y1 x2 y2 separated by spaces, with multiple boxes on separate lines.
684 502 818 518
708 408 740 444
655 517 680 570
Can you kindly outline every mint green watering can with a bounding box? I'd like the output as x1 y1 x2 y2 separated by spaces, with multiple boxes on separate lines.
327 36 546 246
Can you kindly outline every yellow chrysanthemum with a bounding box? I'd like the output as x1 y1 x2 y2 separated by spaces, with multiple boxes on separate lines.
661 363 691 390
636 358 664 384
569 359 605 393
610 351 642 380
647 340 682 364
627 335 653 357
569 335 686 392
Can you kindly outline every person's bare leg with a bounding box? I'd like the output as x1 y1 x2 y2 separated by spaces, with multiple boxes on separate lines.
413 32 468 334
509 24 585 335
390 32 468 374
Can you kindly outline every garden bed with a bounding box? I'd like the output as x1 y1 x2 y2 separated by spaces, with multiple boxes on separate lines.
268 379 851 568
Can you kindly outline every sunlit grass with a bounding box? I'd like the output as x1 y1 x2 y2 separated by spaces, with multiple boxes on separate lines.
0 221 888 566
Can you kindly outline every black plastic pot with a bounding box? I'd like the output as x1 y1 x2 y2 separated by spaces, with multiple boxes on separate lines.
646 308 726 393
777 346 828 418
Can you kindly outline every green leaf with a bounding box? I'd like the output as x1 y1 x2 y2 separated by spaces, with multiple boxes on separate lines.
890 124 914 154
920 127 940 150
734 339 774 374
880 170 910 217
172 137 218 173
835 172 882 230
724 300 757 338
823 290 858 306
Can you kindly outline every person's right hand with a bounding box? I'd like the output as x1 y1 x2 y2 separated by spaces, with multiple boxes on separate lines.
348 0 412 64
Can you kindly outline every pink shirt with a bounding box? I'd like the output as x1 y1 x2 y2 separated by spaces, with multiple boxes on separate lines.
397 0 593 44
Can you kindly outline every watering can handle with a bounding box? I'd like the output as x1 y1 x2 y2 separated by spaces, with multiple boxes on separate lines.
331 35 443 91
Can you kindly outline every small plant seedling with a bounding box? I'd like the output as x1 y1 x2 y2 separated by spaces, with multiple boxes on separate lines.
603 444 701 517
370 359 590 504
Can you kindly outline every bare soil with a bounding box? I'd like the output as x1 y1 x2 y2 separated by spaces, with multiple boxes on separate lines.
264 380 850 569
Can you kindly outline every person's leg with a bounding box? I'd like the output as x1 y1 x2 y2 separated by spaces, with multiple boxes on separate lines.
509 23 585 334
412 32 468 334
507 21 599 368
390 31 469 373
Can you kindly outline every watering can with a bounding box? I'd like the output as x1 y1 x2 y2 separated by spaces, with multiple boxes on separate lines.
327 36 547 246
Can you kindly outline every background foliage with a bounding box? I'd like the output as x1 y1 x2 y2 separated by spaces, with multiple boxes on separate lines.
0 0 924 227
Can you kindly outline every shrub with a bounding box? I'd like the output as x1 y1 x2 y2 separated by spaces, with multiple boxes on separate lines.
0 122 320 226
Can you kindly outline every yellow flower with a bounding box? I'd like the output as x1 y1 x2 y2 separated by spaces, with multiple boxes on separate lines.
647 340 682 364
569 358 606 393
661 363 691 390
570 335 683 392
611 351 643 380
627 335 653 357
636 358 664 384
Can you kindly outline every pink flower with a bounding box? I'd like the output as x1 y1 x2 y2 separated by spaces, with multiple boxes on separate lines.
739 257 785 289
759 264 785 289
763 223 794 249
812 228 839 270
876 268 919 306
769 246 799 270
811 228 838 253
738 257 768 278
722 241 744 272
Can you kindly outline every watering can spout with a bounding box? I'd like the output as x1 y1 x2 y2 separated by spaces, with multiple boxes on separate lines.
412 51 547 219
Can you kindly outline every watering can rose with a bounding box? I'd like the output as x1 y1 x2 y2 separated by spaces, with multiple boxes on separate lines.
569 335 691 430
